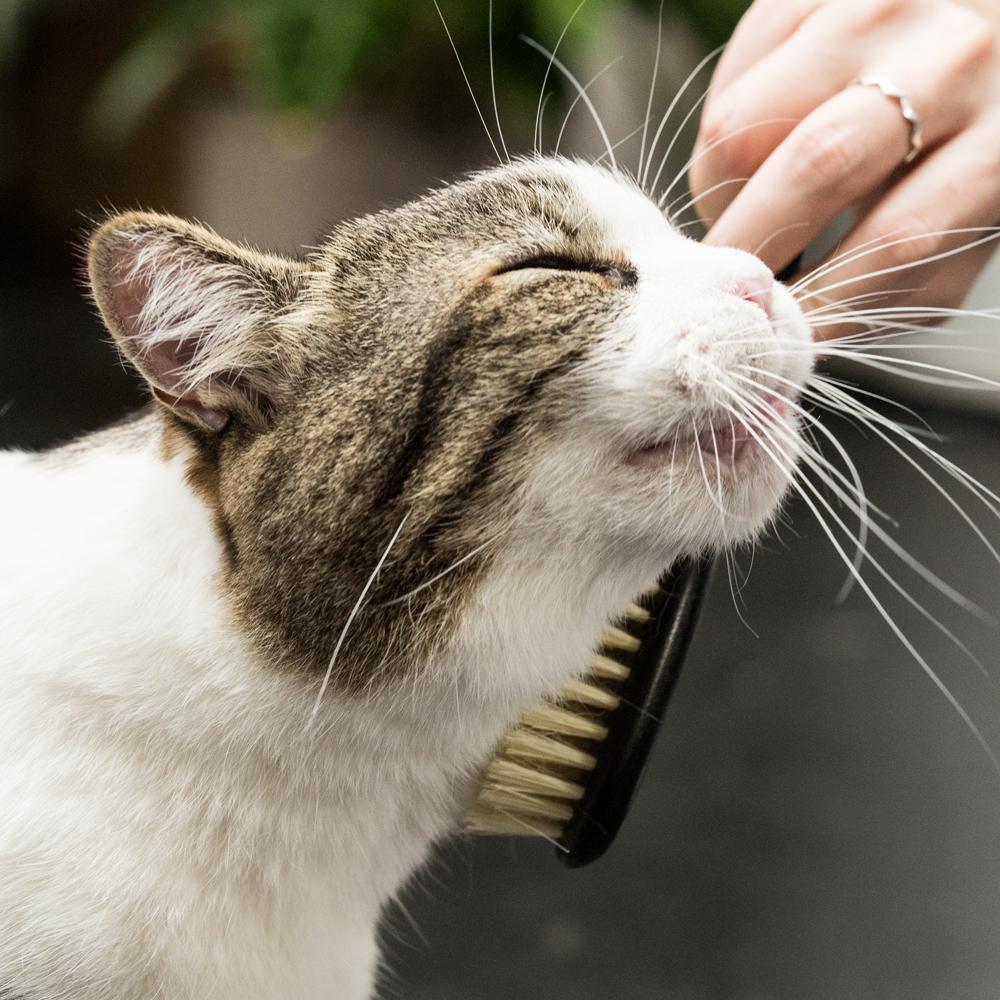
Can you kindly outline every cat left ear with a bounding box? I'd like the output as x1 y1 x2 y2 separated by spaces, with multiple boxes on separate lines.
88 211 309 433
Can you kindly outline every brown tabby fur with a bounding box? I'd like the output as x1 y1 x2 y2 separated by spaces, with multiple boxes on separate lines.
88 163 640 690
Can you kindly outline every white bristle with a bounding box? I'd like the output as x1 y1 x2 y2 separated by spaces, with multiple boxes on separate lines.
588 652 632 682
477 787 575 822
561 679 620 711
502 730 597 770
520 704 609 741
465 595 654 838
464 807 563 839
483 759 585 800
601 625 641 653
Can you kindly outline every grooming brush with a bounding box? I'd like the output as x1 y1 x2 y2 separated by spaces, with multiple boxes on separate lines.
464 555 713 867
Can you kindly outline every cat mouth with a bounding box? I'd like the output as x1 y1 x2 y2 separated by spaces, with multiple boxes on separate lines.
625 393 790 472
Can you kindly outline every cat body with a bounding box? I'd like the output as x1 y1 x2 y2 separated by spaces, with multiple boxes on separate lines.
0 159 811 999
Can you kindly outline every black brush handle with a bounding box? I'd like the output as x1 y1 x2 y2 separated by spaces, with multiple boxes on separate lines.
557 555 714 868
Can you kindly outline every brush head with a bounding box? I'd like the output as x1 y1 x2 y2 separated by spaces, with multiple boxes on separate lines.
464 558 712 864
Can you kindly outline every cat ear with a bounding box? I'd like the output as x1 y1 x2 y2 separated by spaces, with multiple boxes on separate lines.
88 211 309 433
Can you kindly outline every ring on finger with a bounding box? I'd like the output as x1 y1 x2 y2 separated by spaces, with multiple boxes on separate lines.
851 75 924 164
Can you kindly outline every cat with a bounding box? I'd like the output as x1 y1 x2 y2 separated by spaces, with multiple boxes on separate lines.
0 157 812 999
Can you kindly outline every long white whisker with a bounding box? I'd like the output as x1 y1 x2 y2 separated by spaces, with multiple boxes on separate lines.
594 122 650 168
805 377 1000 584
810 349 1000 393
306 511 410 730
380 535 500 607
521 35 618 171
724 547 760 637
802 229 1000 299
666 176 750 223
789 229 924 294
637 0 665 183
814 377 1000 519
433 1 501 162
555 57 624 158
639 44 723 191
531 0 587 154
753 221 811 259
727 371 874 597
716 391 998 767
655 117 799 207
536 89 554 151
649 91 712 202
487 0 509 161
727 377 991 625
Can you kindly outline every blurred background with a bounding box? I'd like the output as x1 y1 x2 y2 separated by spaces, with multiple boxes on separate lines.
3 2 1000 997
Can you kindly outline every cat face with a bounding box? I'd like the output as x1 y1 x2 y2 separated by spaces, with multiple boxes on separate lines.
88 157 812 688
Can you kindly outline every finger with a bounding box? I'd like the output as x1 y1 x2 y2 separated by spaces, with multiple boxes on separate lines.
691 0 990 226
696 0 865 195
703 80 951 272
793 126 1000 338
708 0 827 95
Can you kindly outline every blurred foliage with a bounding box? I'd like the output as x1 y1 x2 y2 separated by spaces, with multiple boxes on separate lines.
6 0 749 141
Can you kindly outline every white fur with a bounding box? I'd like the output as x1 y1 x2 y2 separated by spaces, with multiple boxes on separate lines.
0 161 812 999
122 232 282 395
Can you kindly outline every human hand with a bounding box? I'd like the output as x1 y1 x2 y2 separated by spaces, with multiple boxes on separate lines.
689 0 1000 338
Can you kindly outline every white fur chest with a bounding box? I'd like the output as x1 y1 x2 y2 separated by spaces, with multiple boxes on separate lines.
0 426 476 1000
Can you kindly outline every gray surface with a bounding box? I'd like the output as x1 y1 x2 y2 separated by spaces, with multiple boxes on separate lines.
4 269 1000 1000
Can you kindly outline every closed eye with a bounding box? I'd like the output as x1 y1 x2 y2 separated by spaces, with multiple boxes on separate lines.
495 254 637 288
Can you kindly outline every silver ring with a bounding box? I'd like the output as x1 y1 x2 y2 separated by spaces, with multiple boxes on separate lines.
852 75 923 163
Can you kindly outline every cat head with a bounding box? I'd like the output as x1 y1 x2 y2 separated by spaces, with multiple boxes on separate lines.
88 157 812 691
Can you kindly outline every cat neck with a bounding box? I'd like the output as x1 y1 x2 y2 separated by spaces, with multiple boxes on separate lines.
0 409 501 996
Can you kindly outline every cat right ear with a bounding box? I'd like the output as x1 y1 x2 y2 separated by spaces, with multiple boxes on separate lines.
87 211 309 434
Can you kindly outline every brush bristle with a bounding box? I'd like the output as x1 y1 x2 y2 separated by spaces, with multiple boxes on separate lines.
464 597 654 840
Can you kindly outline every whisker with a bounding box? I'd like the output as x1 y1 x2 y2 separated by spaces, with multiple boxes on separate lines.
639 44 723 191
380 535 501 607
306 511 410 729
716 391 999 768
724 547 760 637
813 377 1000 520
754 221 811 259
433 1 501 163
808 349 1000 393
727 376 991 625
594 122 650 168
487 0 509 161
521 35 618 171
555 57 624 158
637 0 665 183
655 117 799 207
666 176 750 224
531 0 588 154
801 229 1000 299
789 229 924 294
807 378 1000 584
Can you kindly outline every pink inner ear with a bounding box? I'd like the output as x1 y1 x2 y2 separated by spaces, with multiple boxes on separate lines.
107 238 231 432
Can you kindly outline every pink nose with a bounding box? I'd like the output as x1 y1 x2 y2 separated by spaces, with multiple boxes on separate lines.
732 269 775 320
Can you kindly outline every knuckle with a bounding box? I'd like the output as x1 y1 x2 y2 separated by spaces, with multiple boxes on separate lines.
949 9 996 70
872 212 940 268
698 99 739 157
845 0 915 34
786 121 861 193
694 99 747 179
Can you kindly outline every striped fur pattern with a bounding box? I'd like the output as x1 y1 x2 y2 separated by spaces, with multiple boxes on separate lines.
0 158 812 999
